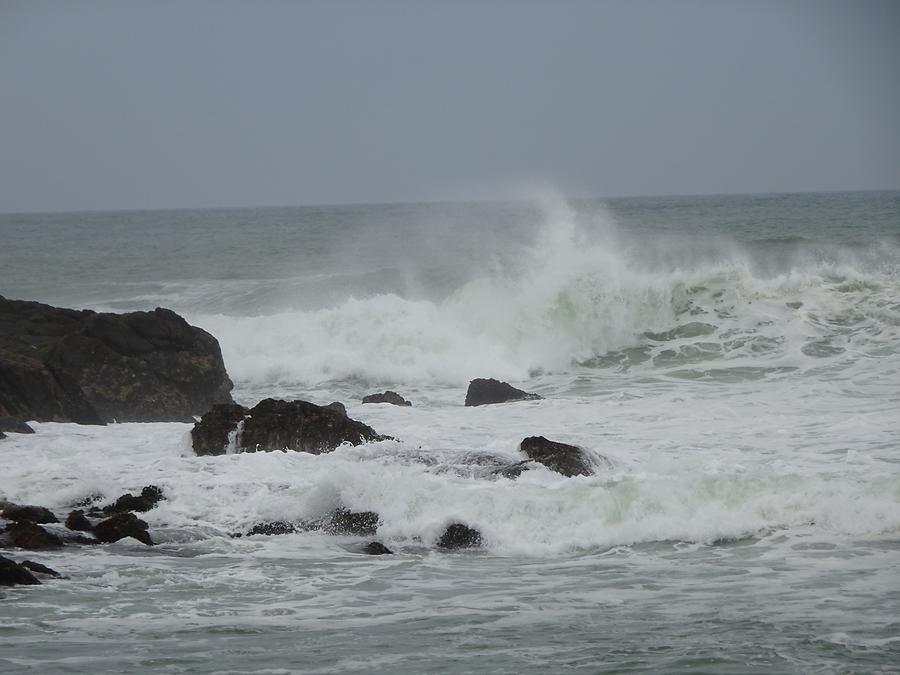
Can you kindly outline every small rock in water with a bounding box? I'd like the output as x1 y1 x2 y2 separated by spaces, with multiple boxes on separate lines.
1 504 59 524
436 523 483 549
190 403 250 456
464 378 542 406
362 391 412 406
325 509 380 536
8 522 64 550
362 541 393 555
103 485 165 514
0 555 41 586
518 436 596 477
93 512 154 546
65 510 94 532
245 521 297 536
20 560 62 578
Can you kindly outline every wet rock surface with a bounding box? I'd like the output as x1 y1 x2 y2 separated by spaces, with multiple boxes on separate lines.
464 378 542 406
518 436 595 477
0 417 34 434
103 485 165 514
362 391 412 406
0 296 234 424
324 509 380 536
64 510 94 532
436 523 483 549
362 541 393 555
93 513 154 546
0 554 41 586
1 504 59 524
192 398 388 456
7 522 64 550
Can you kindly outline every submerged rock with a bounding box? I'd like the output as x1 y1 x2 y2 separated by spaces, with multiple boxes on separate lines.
92 512 154 546
191 398 388 456
0 555 41 586
518 436 596 477
1 504 58 524
324 509 380 536
103 486 165 514
7 522 64 550
362 541 393 555
0 296 234 423
362 391 412 406
464 378 542 406
436 523 483 549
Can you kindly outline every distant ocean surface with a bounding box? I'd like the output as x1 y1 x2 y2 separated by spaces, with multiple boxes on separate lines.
1 191 899 673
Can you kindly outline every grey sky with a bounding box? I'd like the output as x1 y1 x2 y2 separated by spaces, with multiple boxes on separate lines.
1 0 898 212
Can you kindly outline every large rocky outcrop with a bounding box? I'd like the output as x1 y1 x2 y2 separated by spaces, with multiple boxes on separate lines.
191 398 388 456
464 378 542 406
0 296 234 424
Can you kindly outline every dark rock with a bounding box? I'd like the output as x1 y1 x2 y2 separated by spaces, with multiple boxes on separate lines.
494 462 530 480
192 398 388 456
1 504 58 524
362 391 412 406
324 508 379 536
464 378 542 406
190 403 249 456
436 523 483 549
519 436 595 477
0 296 234 424
0 555 41 586
20 560 62 578
362 541 393 555
104 485 165 514
8 522 64 550
72 493 103 508
0 431 4 439
92 512 154 546
245 521 297 536
323 401 347 416
65 510 94 532
0 417 34 434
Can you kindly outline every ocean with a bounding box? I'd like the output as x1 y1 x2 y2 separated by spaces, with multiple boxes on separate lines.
1 190 899 673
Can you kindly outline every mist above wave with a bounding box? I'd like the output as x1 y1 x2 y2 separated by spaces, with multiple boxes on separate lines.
191 193 900 389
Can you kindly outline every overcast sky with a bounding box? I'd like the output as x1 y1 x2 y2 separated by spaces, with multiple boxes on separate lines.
1 0 898 212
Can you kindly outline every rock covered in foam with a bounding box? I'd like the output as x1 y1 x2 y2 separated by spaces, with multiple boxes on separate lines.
0 296 234 423
464 378 542 406
362 391 412 406
191 398 389 456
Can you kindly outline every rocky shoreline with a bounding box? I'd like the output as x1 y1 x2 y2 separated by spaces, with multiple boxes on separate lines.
1 298 604 585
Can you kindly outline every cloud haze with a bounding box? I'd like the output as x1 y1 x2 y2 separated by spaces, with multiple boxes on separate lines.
1 0 898 211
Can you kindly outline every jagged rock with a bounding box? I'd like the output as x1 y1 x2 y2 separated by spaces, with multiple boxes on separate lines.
245 521 297 536
324 509 379 536
8 522 64 550
103 486 164 514
1 504 58 524
323 401 347 416
0 417 33 434
519 436 595 477
191 398 388 456
0 555 41 586
65 510 94 532
92 512 154 545
464 378 542 406
0 296 234 423
362 541 393 555
362 391 411 406
437 523 483 549
20 560 62 578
